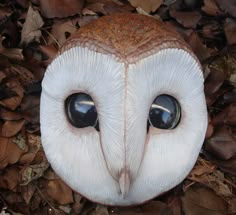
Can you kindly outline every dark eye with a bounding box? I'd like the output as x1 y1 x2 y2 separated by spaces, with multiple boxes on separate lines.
65 93 98 128
148 95 181 129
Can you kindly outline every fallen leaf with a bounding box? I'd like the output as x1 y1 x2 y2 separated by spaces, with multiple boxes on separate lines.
20 161 49 185
39 0 84 18
0 78 24 110
110 201 172 215
170 10 201 28
45 179 73 205
0 136 26 169
224 18 236 45
72 193 85 214
20 95 40 124
215 158 236 176
4 65 36 87
20 6 44 45
215 0 236 18
1 119 25 137
0 108 23 121
202 0 222 16
205 126 236 160
0 7 12 21
128 0 163 13
212 103 236 126
19 134 41 164
204 68 226 97
20 183 36 205
47 19 77 47
0 166 20 190
187 32 213 62
39 44 58 60
182 185 228 215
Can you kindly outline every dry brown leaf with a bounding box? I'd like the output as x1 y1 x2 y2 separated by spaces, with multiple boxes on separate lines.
45 179 73 205
20 161 49 185
20 183 36 205
47 19 77 47
0 166 20 190
0 108 23 121
205 126 236 160
0 136 26 169
216 0 236 17
224 18 236 45
212 103 236 126
19 134 41 164
20 95 40 124
128 0 163 13
204 68 225 97
202 0 222 16
39 44 58 60
20 6 44 45
187 32 213 62
215 159 236 176
0 78 24 110
1 119 25 137
72 193 85 214
39 0 84 18
0 37 24 61
182 185 228 215
4 65 36 87
170 10 201 28
0 7 12 21
110 201 172 215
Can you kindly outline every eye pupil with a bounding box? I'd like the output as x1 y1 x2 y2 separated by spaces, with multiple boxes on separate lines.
65 93 98 128
149 95 181 129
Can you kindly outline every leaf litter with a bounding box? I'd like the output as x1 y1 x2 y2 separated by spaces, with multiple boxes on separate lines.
0 0 236 214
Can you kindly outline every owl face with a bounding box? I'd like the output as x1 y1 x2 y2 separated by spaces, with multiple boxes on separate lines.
40 14 207 205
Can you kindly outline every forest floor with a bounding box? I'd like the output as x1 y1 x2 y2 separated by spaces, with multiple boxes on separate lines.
0 0 236 214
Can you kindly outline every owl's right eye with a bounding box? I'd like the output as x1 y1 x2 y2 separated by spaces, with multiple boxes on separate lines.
65 93 98 128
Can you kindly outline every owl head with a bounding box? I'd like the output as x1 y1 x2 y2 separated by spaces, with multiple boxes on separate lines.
40 14 207 205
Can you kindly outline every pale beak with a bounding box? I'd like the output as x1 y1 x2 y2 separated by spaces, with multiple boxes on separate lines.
119 169 131 198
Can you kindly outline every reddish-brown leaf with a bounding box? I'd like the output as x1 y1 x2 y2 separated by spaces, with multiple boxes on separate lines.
1 119 25 137
0 108 22 121
212 103 236 126
45 179 73 204
20 183 36 205
187 32 212 62
182 185 228 215
170 10 201 28
0 136 26 169
216 0 236 17
39 0 84 18
39 44 58 60
128 0 163 13
47 19 78 47
202 0 222 16
205 126 236 160
0 166 20 190
0 78 24 110
19 134 41 164
224 18 236 45
20 95 40 124
110 201 172 215
204 68 225 96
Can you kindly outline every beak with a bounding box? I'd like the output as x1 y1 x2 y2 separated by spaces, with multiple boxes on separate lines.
119 169 131 198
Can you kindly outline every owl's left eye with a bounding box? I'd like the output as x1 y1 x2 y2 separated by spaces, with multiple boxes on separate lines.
148 94 181 129
65 93 98 128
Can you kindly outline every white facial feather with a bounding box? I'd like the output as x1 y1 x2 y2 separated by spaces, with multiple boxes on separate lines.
40 47 207 205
